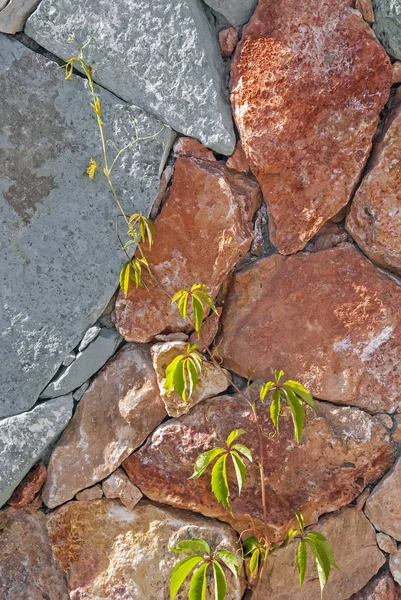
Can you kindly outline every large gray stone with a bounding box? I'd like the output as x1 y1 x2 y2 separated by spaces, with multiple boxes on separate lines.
0 35 171 418
0 0 40 33
203 0 257 26
40 328 121 398
0 395 73 508
373 0 401 59
25 0 236 154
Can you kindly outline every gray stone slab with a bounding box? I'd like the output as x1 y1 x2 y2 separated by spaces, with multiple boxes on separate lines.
0 394 73 507
373 0 401 59
25 0 235 155
0 0 40 33
78 323 101 352
203 0 257 26
41 328 121 398
0 35 171 418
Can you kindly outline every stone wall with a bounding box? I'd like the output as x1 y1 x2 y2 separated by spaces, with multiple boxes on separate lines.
1 0 401 598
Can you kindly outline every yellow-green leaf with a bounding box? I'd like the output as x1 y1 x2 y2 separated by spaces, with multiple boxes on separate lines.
190 448 226 479
226 429 247 449
119 261 132 295
270 389 281 430
297 539 307 587
170 555 204 600
189 563 208 600
211 454 230 512
212 560 226 600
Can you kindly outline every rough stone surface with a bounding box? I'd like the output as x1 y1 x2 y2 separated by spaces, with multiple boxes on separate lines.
72 380 90 402
7 461 46 508
218 244 401 413
0 0 40 33
102 468 142 509
231 0 392 254
365 458 401 540
62 353 75 367
123 386 392 539
78 323 101 352
203 0 257 26
391 548 401 585
0 508 69 599
41 328 121 398
47 499 244 600
373 0 401 60
26 0 235 154
393 61 401 83
189 307 222 351
393 415 401 442
0 395 73 508
356 0 376 23
219 27 239 58
346 105 401 275
76 484 103 501
377 533 398 554
42 344 166 508
113 157 261 342
0 35 171 419
351 573 397 599
226 141 250 172
173 137 216 162
151 340 230 416
256 508 384 600
307 221 350 252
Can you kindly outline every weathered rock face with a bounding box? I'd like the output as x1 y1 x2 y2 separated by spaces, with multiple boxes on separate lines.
47 499 244 600
42 344 166 508
113 157 261 342
151 340 230 417
0 395 73 508
373 0 401 60
351 573 397 600
173 137 216 162
0 35 170 419
123 387 392 540
102 468 142 510
218 244 401 413
365 458 401 541
256 508 384 600
377 533 398 554
219 27 239 58
26 0 235 154
0 0 40 32
346 106 401 275
231 0 392 254
391 548 401 585
7 461 46 508
0 508 69 600
203 0 258 26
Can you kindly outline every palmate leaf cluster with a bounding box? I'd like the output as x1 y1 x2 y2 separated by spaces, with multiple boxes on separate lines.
164 343 204 403
169 538 239 600
119 257 151 294
260 370 316 443
172 284 218 335
190 429 252 513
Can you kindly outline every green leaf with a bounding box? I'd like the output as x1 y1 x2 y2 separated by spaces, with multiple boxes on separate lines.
190 448 226 479
170 555 204 600
226 429 247 449
249 548 260 575
270 389 281 430
285 390 305 444
231 444 252 462
284 529 299 546
192 294 204 335
305 537 332 596
274 369 284 383
283 380 315 409
194 290 218 314
260 381 274 401
165 356 184 394
173 359 187 402
212 560 227 600
231 451 247 495
189 563 208 600
172 289 184 304
305 533 337 568
297 539 307 587
211 454 230 512
187 357 199 400
242 536 259 556
215 550 239 577
170 539 211 554
119 261 131 295
293 510 304 532
178 292 189 320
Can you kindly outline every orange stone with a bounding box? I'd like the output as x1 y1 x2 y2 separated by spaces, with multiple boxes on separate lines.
226 141 250 172
230 0 392 254
173 137 216 162
218 27 239 58
7 461 46 508
113 157 261 342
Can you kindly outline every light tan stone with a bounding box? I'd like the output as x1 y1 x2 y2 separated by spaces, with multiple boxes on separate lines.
351 573 396 599
356 0 375 24
76 484 103 501
377 533 398 554
102 468 142 510
365 458 401 541
391 547 401 585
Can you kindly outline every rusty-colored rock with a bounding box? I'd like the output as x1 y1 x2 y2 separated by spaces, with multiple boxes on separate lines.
123 386 392 540
42 344 166 508
151 340 230 416
346 105 401 275
231 0 391 254
356 0 375 24
308 222 350 252
173 137 216 162
113 157 261 342
76 484 103 501
102 468 142 509
218 27 239 58
256 508 385 600
189 307 222 351
7 461 46 508
365 457 401 541
0 507 69 600
226 141 250 172
218 244 401 413
351 573 397 600
47 499 244 600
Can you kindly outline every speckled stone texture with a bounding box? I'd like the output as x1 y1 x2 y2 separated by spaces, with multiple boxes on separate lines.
0 35 170 418
373 0 401 60
203 0 257 26
26 0 236 154
0 395 73 508
0 0 40 33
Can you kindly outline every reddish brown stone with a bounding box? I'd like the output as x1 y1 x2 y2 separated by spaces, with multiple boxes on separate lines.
231 0 392 254
226 141 250 172
392 415 401 442
113 157 261 342
218 244 401 413
393 62 401 84
76 484 103 501
123 386 392 541
308 222 350 252
365 457 401 541
346 105 401 275
173 137 216 162
188 307 222 351
7 461 46 508
218 27 239 58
